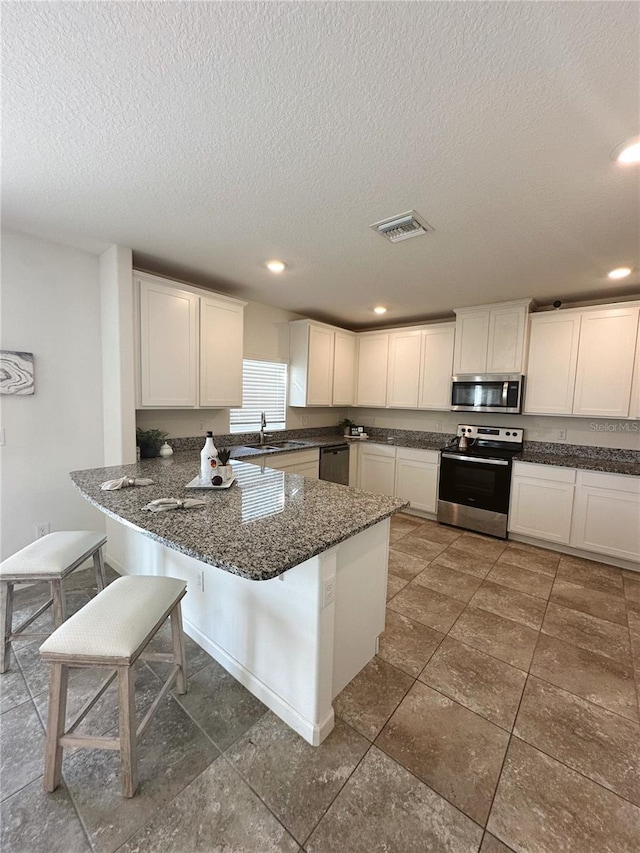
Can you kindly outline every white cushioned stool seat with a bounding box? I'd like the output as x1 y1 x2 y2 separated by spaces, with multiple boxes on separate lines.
0 531 107 579
40 575 187 662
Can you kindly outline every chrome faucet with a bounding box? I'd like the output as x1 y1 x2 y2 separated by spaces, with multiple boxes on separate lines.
259 411 267 445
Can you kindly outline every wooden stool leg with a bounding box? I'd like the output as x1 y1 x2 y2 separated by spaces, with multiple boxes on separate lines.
44 663 68 792
50 580 66 628
118 665 138 797
170 603 188 695
0 582 14 673
93 546 107 592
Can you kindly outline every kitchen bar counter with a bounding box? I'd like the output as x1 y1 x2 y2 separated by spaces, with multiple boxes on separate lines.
71 455 406 581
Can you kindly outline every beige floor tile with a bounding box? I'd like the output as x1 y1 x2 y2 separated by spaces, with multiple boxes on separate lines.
455 532 508 562
391 536 448 562
497 544 559 576
515 676 640 806
550 578 628 625
388 548 429 581
306 747 483 853
377 681 509 825
334 657 413 741
419 637 527 730
480 834 514 852
377 609 444 677
226 713 369 845
386 573 409 601
486 561 554 599
413 562 483 603
531 633 638 722
389 514 427 543
541 602 632 663
432 543 496 578
405 521 462 546
624 575 640 613
557 556 624 596
387 583 466 633
488 738 640 853
470 581 547 630
449 606 539 671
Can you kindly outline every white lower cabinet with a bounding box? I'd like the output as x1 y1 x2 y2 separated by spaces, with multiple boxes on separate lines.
358 443 396 496
570 470 640 562
508 462 575 544
394 448 439 513
259 449 319 478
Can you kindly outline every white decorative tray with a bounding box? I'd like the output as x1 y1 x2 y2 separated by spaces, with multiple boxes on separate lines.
185 476 236 490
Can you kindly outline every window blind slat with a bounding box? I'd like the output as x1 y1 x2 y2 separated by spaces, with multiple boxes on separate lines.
230 359 287 433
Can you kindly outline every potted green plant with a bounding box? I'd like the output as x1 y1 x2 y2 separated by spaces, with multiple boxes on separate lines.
217 448 233 481
136 427 168 459
338 418 355 437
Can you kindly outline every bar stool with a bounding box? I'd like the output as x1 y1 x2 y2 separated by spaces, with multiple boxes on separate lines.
0 530 107 672
40 574 188 797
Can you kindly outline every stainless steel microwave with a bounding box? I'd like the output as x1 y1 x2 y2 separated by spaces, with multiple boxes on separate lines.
451 374 524 414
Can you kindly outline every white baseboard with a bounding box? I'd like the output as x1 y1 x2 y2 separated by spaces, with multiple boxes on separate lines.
508 534 640 572
184 617 335 746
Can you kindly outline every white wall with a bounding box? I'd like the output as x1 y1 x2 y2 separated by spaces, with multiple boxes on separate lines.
136 298 343 438
349 407 640 450
0 230 106 558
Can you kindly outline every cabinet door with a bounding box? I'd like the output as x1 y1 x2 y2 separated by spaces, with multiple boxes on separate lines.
572 307 639 418
487 304 527 373
418 324 455 409
356 334 389 407
139 278 198 407
571 472 640 562
307 325 335 406
200 297 244 407
333 330 356 406
453 311 490 374
394 449 439 513
508 465 575 544
524 312 581 415
358 446 396 495
387 330 422 408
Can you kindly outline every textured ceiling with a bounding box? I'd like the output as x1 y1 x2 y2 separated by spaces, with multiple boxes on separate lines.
3 1 639 329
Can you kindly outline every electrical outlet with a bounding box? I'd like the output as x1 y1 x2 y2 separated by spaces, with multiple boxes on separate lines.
434 421 441 432
198 420 205 431
0 427 5 446
36 522 50 539
323 575 336 607
197 569 205 592
558 429 567 441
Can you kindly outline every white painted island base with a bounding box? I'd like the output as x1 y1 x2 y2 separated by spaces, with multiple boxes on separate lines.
105 517 390 745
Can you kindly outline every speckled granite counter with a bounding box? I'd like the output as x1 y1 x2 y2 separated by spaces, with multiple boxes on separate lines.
71 455 406 581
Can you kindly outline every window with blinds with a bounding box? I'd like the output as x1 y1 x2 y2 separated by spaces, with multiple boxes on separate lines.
229 359 287 433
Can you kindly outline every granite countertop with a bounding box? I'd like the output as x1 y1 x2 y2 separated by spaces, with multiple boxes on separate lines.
70 455 407 582
514 448 640 477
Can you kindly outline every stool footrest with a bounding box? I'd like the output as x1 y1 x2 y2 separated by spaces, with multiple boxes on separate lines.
59 734 120 751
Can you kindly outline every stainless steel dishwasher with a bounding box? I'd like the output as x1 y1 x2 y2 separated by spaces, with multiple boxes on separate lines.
319 443 350 485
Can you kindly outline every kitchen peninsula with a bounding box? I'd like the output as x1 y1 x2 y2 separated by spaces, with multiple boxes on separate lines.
71 454 406 745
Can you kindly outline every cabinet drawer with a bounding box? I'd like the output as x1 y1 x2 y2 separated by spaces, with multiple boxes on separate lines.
360 443 396 459
512 461 576 483
396 447 439 465
577 470 640 495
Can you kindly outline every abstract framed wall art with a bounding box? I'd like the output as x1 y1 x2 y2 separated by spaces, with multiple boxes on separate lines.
0 351 35 395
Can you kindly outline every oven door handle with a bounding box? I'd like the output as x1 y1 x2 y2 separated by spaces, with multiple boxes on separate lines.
502 381 509 406
442 453 509 466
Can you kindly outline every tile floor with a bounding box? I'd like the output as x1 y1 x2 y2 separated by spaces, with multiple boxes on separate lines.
2 517 640 852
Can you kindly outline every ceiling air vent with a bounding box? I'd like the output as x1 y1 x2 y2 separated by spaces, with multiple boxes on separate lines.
370 210 434 243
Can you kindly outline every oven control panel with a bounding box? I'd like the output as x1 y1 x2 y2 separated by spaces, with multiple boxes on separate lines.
457 425 523 444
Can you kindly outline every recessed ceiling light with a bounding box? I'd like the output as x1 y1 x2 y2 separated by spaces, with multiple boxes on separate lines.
373 306 387 315
607 267 632 279
611 136 640 164
266 260 286 273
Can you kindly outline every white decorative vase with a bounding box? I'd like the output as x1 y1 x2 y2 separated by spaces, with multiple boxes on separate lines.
217 465 233 481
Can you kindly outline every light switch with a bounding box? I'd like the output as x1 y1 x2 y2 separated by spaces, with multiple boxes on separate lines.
0 428 5 446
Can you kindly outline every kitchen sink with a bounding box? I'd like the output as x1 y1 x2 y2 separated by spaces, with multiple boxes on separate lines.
239 440 312 451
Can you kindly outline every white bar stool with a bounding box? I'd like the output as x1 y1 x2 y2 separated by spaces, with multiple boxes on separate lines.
0 530 107 672
40 574 188 798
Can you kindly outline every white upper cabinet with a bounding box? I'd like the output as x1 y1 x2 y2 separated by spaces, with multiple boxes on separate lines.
572 306 639 418
355 333 389 407
289 320 355 407
453 299 532 375
387 330 422 408
136 272 246 409
525 304 640 418
524 312 581 415
200 296 245 408
418 323 455 410
332 330 357 406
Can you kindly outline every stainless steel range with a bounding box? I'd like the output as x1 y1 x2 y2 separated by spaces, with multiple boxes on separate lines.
437 425 524 539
